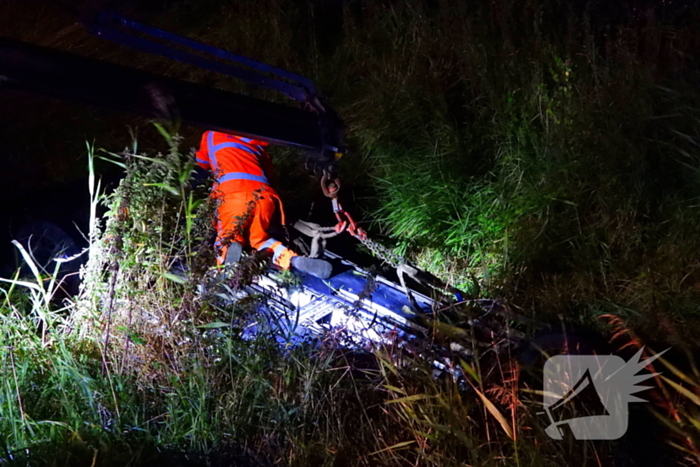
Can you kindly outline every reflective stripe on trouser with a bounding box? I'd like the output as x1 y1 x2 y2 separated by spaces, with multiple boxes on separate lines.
215 189 297 269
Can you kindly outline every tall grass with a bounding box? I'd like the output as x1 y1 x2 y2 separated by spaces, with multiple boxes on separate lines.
3 129 700 465
268 0 700 341
5 0 699 341
0 136 514 465
2 0 700 464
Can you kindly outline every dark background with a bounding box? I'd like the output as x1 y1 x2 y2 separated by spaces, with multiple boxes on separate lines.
0 0 348 273
1 0 698 281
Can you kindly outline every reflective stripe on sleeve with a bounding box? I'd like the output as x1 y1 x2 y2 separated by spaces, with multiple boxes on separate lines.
207 131 219 171
271 243 287 261
260 238 278 250
211 141 262 158
260 238 289 260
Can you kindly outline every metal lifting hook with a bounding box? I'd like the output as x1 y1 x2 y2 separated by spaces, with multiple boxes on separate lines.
320 169 341 199
320 169 367 241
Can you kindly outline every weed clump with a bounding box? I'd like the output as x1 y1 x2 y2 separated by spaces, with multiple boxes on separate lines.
0 132 697 465
292 0 700 344
2 0 700 464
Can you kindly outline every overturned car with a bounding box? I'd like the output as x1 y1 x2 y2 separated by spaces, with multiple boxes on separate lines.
198 221 533 382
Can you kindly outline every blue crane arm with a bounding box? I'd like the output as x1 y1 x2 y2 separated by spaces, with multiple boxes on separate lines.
90 12 319 104
0 13 344 160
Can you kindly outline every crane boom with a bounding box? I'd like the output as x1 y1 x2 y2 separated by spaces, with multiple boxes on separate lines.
0 14 344 162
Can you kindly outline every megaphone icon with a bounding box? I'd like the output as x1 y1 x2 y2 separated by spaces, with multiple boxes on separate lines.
543 368 610 439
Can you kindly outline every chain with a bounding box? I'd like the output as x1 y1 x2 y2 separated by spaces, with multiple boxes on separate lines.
354 232 407 269
320 167 409 268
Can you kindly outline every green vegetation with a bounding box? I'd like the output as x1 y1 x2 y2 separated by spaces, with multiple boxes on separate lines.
0 140 565 464
123 0 700 342
2 0 700 465
314 1 700 342
0 130 697 466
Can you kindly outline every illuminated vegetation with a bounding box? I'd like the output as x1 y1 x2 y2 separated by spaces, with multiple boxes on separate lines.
1 0 700 465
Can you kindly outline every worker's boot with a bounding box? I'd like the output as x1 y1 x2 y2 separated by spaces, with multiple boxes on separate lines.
290 256 332 279
224 242 243 265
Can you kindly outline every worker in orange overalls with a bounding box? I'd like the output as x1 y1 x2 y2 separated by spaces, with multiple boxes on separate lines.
195 130 332 279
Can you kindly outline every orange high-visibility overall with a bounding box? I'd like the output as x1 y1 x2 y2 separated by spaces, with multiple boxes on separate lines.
195 130 297 269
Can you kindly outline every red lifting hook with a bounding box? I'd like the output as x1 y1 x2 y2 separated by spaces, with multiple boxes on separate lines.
321 171 341 199
322 171 367 241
